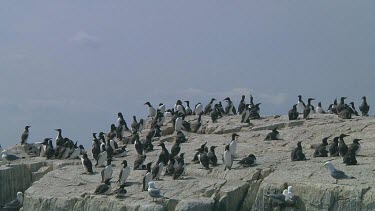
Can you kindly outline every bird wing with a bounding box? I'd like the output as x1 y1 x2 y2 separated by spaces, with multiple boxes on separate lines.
6 154 20 161
148 188 162 197
84 159 93 172
4 199 20 208
331 169 349 179
265 194 285 204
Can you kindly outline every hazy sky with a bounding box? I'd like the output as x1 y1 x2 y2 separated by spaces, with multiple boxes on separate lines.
1 1 374 148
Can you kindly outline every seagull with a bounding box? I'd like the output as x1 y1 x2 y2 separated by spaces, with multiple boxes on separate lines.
324 161 356 184
1 191 23 209
264 189 288 205
1 150 22 166
148 181 166 202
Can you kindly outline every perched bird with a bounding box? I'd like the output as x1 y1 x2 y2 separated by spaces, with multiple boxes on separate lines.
197 148 210 169
145 102 157 118
95 178 112 195
142 162 153 191
249 103 261 119
224 145 234 170
324 161 355 183
175 115 183 132
131 116 138 133
134 134 144 155
152 159 164 180
237 95 246 114
185 101 193 115
331 98 338 114
359 96 370 116
349 102 359 116
96 145 108 167
241 104 251 123
229 133 240 157
1 151 22 166
194 102 204 115
264 128 281 141
173 158 185 180
134 154 147 170
192 142 208 163
207 146 218 166
338 107 352 119
115 146 129 158
238 154 257 167
101 159 113 183
21 126 31 145
224 97 236 115
46 140 55 159
148 181 165 202
297 95 306 112
210 104 220 123
338 134 349 157
265 189 288 206
118 160 131 185
336 97 347 113
316 102 326 114
343 150 358 165
165 155 177 176
81 153 94 174
158 103 166 114
114 184 127 198
193 114 202 133
348 139 362 155
39 138 51 157
158 143 170 165
329 137 340 157
291 141 306 161
0 191 23 209
204 98 216 115
171 139 181 157
303 98 314 119
313 137 329 157
288 104 299 120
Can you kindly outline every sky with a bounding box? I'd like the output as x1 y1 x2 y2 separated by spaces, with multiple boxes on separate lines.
0 1 374 148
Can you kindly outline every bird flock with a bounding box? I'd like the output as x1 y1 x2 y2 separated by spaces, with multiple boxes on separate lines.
0 94 371 209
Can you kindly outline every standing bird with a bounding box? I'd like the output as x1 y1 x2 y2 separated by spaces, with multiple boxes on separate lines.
118 160 131 185
158 143 170 165
229 133 239 157
134 134 144 155
264 128 281 141
158 103 166 114
291 141 306 161
1 151 22 166
54 129 64 157
316 102 325 114
101 159 113 183
359 96 370 116
297 95 306 112
349 102 359 116
175 115 183 132
324 161 355 183
241 104 251 123
142 162 153 191
173 157 185 180
237 95 246 114
171 139 181 157
224 145 234 170
238 154 257 167
131 116 138 133
0 192 23 209
193 113 202 133
134 154 147 170
114 184 127 198
224 97 236 115
207 146 218 166
264 189 288 206
210 104 220 123
204 98 216 115
92 133 100 163
39 138 50 157
21 126 31 145
303 98 314 119
348 139 362 155
95 178 112 195
185 101 192 115
329 137 340 157
148 182 166 202
165 155 177 176
343 150 358 165
288 104 299 120
313 137 329 157
145 102 157 118
197 148 210 169
338 134 349 157
81 153 93 174
336 97 347 113
96 145 107 167
46 140 55 159
152 159 164 180
194 102 204 115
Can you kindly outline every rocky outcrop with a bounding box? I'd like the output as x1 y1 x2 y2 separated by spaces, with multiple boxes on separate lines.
2 114 375 210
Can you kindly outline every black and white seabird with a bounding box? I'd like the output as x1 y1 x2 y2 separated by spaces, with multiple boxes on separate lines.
313 137 329 157
81 153 93 174
92 133 100 162
158 143 170 165
288 104 299 120
224 97 236 115
264 128 281 141
0 191 23 209
46 140 54 159
115 146 129 158
197 148 209 169
297 95 306 112
229 133 239 157
303 98 314 119
193 113 202 133
165 155 177 176
142 162 153 191
138 118 145 133
173 157 185 180
324 161 355 184
329 137 340 157
39 138 50 157
118 160 131 185
238 154 257 167
336 97 347 113
238 95 246 114
291 141 306 161
101 159 113 183
241 104 251 123
158 103 166 114
96 145 108 167
192 142 207 163
359 96 370 116
68 142 81 159
343 149 358 165
348 138 361 155
204 98 216 115
134 134 144 155
224 145 234 170
131 116 138 133
207 146 218 166
134 154 147 170
21 126 31 145
175 115 183 132
185 101 192 115
152 157 164 180
194 102 203 115
148 181 165 202
171 139 181 157
144 102 157 118
349 102 359 116
338 134 349 157
210 104 220 123
249 103 261 119
95 178 112 195
316 102 325 114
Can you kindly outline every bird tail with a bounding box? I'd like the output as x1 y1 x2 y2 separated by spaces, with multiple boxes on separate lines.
350 176 356 179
